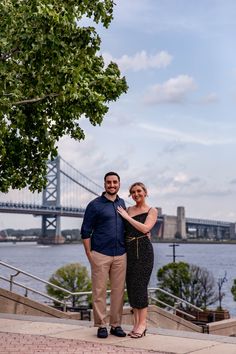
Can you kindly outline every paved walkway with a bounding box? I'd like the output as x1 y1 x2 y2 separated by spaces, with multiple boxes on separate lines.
1 313 236 354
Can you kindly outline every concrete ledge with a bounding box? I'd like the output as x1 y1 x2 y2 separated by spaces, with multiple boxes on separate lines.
208 318 236 336
120 305 202 333
0 287 80 320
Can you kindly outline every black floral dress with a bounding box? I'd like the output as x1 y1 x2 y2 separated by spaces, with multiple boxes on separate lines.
125 212 154 309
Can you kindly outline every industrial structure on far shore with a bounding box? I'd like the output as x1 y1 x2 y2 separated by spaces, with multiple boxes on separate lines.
152 206 236 242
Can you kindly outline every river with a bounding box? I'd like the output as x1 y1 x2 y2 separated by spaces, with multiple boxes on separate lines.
0 242 236 316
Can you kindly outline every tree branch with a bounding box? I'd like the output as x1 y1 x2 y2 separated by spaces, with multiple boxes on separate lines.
0 48 20 61
13 93 60 105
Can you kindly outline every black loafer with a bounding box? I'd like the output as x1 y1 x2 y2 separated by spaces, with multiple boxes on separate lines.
110 326 126 337
97 327 108 338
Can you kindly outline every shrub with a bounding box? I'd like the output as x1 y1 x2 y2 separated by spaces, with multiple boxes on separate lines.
46 263 92 308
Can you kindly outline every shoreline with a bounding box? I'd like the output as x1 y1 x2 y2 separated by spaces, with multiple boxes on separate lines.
1 239 236 245
155 239 236 245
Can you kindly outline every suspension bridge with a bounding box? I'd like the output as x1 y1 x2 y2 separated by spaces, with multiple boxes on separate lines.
0 156 104 244
0 156 235 243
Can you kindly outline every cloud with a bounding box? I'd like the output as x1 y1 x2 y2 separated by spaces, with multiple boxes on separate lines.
138 123 234 146
102 50 172 72
152 170 234 201
199 93 219 104
144 75 196 104
58 136 108 181
162 142 186 154
173 172 189 184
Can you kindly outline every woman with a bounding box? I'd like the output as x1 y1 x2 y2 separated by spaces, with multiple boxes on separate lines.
117 182 158 338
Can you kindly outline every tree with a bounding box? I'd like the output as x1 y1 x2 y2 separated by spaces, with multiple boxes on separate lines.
230 278 236 305
189 264 218 309
217 272 227 310
46 263 92 307
156 262 218 311
0 0 128 192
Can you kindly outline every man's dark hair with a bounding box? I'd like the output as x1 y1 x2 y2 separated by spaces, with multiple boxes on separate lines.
104 171 120 182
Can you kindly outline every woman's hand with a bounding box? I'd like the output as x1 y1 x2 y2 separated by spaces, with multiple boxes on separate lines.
117 206 130 220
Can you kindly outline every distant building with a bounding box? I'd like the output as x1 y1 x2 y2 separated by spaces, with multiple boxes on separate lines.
151 207 236 241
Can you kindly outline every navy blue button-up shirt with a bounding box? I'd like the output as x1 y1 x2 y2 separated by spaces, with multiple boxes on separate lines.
81 193 126 256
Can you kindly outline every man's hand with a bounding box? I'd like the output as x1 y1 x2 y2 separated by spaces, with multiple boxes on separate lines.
82 239 93 264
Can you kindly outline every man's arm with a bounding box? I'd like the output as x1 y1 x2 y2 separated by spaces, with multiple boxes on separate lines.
81 200 96 263
82 238 93 263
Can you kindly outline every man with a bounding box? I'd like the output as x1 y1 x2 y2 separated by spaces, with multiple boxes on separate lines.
81 172 127 339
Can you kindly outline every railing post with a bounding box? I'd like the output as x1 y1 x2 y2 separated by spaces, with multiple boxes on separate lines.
10 275 13 291
10 271 20 291
63 300 67 312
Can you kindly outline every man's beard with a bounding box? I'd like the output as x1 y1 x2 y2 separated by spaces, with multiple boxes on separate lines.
106 190 117 196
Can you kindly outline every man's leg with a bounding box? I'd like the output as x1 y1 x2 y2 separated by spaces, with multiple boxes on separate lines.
91 251 112 327
109 253 127 328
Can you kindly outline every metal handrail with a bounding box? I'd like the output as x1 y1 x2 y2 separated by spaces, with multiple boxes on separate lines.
0 260 72 294
0 260 203 319
149 296 196 319
148 287 203 312
0 275 67 308
0 260 85 310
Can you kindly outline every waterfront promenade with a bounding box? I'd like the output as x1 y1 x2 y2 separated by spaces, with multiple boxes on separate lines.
1 313 236 354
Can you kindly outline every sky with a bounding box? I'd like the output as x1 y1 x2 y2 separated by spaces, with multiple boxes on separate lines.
1 0 236 230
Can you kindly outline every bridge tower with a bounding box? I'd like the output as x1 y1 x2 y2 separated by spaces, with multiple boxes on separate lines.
177 206 186 239
39 156 64 244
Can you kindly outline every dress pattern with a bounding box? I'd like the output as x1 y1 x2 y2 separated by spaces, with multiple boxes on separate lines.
125 212 154 309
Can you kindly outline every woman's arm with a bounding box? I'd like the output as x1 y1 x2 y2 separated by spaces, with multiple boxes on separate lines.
117 206 158 234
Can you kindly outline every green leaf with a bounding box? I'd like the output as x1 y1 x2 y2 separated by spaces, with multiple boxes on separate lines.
0 0 128 192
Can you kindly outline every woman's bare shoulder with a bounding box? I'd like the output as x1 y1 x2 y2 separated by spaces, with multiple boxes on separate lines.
127 206 135 214
149 207 158 216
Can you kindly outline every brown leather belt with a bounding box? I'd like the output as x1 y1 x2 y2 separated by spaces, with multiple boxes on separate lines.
126 235 147 259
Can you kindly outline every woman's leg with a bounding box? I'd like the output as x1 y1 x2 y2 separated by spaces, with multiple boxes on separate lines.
138 307 147 329
131 307 147 336
132 308 139 333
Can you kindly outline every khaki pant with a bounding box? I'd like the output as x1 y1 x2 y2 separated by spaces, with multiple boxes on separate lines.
90 251 127 328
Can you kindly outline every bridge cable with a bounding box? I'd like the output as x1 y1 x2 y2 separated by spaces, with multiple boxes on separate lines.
60 170 100 197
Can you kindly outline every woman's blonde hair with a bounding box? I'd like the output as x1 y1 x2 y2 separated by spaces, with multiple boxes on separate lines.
129 182 148 197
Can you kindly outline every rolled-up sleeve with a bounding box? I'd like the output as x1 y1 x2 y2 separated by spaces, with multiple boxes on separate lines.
81 202 96 239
